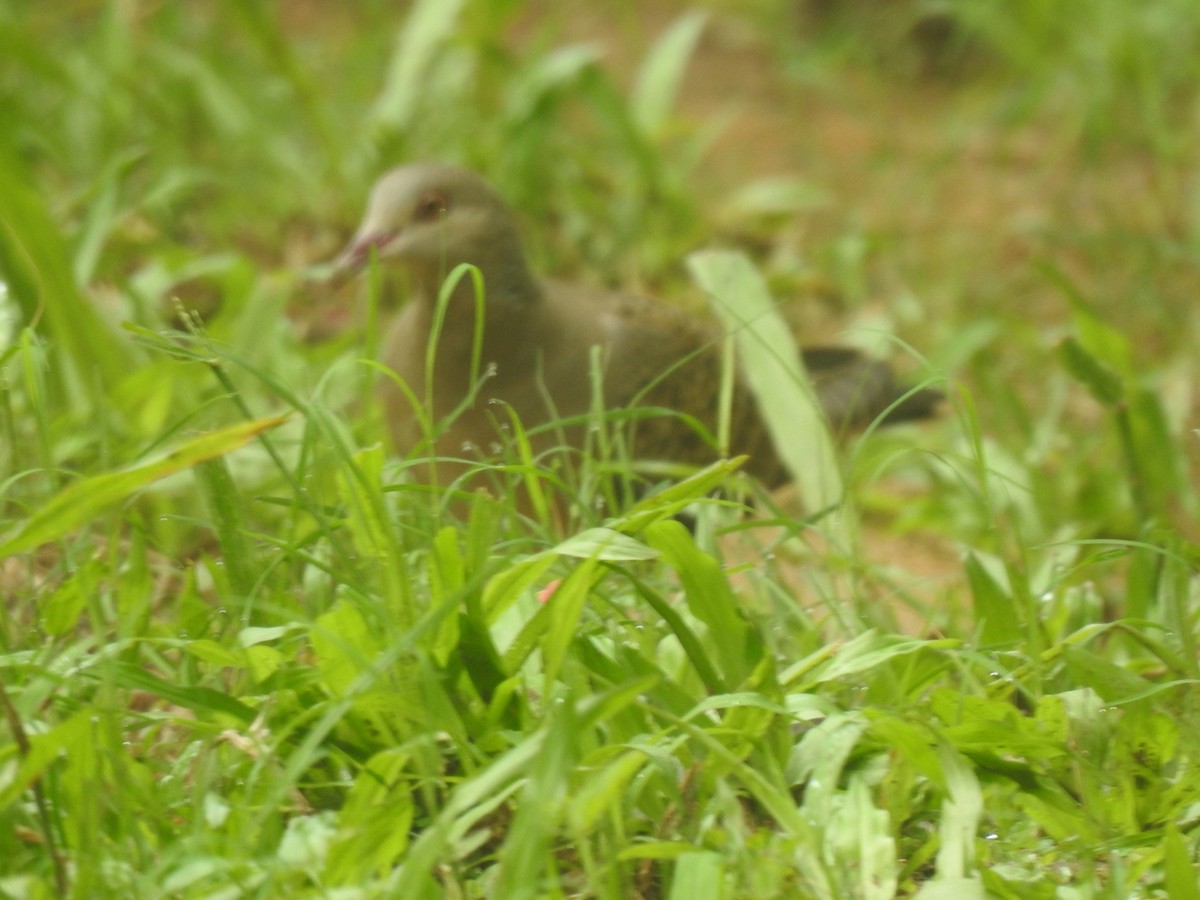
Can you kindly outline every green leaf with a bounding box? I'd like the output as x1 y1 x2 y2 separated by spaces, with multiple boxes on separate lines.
336 443 412 623
311 598 383 697
792 713 869 820
828 775 897 900
40 560 98 636
427 525 464 665
568 749 651 835
506 44 602 123
541 559 599 691
492 696 578 899
325 749 415 884
618 841 695 861
0 131 129 393
238 625 295 646
0 708 95 812
1042 263 1135 379
931 741 983 882
644 519 757 688
1128 385 1187 513
688 249 841 512
632 11 708 134
964 552 1021 645
185 639 246 668
108 661 255 723
337 445 393 561
614 456 747 533
722 175 833 218
370 0 468 131
392 728 548 893
552 527 660 561
1062 646 1155 704
803 630 948 687
668 850 723 900
1162 824 1200 900
0 415 288 557
194 456 257 599
1058 336 1123 406
482 553 558 623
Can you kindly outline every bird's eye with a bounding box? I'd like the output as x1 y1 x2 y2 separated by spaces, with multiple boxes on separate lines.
414 190 448 222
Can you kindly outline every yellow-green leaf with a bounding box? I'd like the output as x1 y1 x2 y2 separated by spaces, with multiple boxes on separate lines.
0 414 287 557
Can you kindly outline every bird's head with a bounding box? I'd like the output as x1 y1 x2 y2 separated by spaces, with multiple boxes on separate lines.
334 164 530 300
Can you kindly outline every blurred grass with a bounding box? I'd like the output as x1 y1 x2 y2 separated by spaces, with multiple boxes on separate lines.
1 0 1199 896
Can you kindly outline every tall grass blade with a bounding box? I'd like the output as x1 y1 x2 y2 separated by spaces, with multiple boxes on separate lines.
632 11 708 134
0 414 287 556
688 249 841 512
0 138 128 395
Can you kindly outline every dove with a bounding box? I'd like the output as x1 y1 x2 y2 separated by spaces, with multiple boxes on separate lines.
335 163 938 490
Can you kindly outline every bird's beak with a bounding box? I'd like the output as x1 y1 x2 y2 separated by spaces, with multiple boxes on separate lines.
329 230 396 283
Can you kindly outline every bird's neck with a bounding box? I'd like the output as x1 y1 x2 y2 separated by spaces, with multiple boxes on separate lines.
422 260 538 313
415 225 540 306
412 248 546 367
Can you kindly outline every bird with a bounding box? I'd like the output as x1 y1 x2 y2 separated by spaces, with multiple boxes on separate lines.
333 163 938 492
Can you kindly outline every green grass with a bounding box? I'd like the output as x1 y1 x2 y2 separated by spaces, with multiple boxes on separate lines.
2 1 1200 897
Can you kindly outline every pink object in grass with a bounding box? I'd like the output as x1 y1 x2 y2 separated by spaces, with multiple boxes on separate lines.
537 579 562 604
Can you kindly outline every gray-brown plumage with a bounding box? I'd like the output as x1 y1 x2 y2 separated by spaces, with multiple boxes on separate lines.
335 163 937 487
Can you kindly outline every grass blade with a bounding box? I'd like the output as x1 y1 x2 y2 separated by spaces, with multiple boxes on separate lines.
688 249 842 512
0 414 287 556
